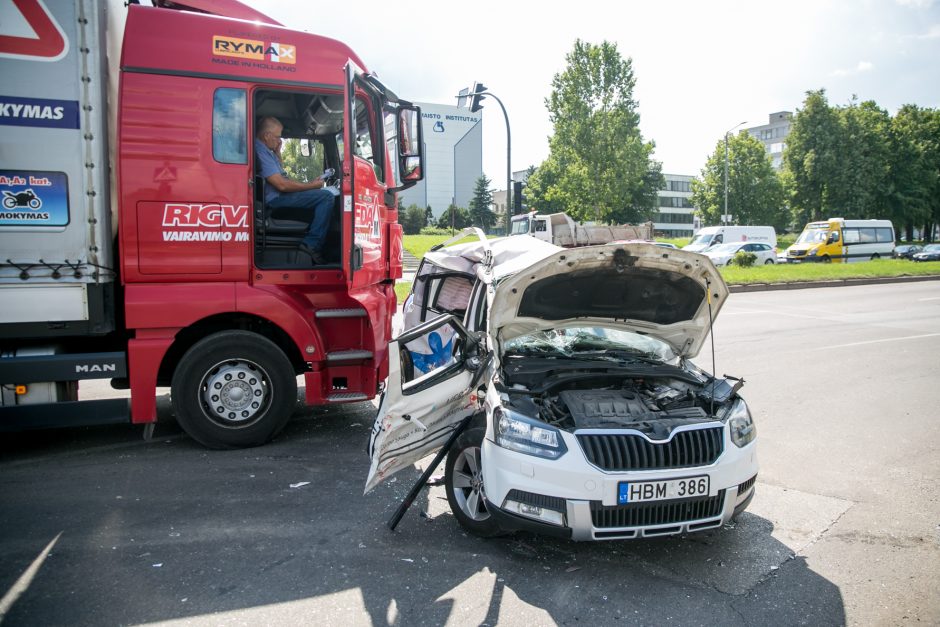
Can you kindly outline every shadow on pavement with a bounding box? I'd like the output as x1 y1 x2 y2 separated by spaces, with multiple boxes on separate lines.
0 400 846 625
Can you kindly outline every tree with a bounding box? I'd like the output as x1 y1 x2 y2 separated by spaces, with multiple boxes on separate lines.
537 40 662 224
889 105 940 241
468 174 497 230
400 204 426 235
424 205 434 227
435 204 471 231
783 89 841 226
829 99 892 221
691 132 787 231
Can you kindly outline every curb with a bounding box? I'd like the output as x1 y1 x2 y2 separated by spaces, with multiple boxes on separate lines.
728 274 940 293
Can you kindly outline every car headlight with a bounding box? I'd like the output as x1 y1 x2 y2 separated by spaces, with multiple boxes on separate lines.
808 248 818 256
726 399 756 448
494 407 567 459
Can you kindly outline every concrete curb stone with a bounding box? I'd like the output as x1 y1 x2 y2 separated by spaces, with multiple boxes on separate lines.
728 273 940 293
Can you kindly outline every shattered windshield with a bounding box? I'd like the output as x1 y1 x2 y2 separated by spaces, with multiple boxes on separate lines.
503 327 677 363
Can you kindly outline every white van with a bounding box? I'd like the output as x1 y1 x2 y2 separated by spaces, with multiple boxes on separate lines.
683 226 777 253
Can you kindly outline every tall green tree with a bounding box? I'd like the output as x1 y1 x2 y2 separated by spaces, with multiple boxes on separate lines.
536 40 663 224
889 105 940 241
691 132 787 231
468 174 496 230
783 89 841 225
829 99 892 220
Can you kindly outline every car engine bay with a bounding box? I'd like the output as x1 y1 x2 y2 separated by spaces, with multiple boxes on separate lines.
499 362 742 435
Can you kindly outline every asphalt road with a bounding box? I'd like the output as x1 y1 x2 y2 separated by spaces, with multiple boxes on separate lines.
1 281 938 626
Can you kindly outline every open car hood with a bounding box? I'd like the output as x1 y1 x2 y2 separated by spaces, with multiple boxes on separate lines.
489 244 728 359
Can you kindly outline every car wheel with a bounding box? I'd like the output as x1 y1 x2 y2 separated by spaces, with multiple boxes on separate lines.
171 330 296 449
871 254 880 261
764 258 774 265
445 427 504 537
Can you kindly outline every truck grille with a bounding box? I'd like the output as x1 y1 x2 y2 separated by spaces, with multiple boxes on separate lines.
577 426 724 471
590 493 725 529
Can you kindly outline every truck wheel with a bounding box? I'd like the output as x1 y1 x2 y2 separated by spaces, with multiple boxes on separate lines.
171 330 296 449
445 427 505 538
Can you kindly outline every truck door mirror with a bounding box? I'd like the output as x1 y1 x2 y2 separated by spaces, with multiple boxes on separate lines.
397 106 423 183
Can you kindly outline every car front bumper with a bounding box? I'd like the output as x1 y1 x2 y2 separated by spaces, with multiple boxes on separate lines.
481 431 758 541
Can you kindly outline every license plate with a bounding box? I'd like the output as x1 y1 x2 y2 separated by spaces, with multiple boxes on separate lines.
618 476 710 504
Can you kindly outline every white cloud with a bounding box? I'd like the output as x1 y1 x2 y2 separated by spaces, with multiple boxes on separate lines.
831 61 875 77
895 0 935 7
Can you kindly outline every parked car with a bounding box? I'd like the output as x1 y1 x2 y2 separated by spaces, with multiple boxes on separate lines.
704 242 776 266
366 235 758 541
893 244 923 259
912 244 940 261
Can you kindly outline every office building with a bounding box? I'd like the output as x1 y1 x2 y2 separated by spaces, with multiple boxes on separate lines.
746 111 792 170
654 173 697 237
397 102 482 218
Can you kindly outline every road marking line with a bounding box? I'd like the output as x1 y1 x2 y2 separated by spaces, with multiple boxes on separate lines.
0 532 61 620
811 333 940 351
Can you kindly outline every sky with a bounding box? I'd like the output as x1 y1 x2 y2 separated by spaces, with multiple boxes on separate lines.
251 0 940 189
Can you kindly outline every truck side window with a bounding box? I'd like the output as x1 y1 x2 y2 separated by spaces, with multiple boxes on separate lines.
353 94 383 182
212 88 247 165
534 220 547 232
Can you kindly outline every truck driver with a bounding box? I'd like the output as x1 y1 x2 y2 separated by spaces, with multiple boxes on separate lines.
254 116 337 265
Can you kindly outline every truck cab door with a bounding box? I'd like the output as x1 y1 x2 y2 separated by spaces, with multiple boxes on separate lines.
365 314 489 493
343 62 424 288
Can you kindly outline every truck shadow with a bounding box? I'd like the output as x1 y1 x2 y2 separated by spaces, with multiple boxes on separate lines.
0 401 846 626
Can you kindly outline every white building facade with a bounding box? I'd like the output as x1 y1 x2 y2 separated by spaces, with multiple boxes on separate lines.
653 173 697 238
398 102 483 219
746 111 792 170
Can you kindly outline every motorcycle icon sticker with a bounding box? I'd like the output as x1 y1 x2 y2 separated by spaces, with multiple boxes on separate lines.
0 170 68 226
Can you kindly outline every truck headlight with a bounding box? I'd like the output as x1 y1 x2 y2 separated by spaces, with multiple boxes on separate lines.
727 399 756 448
808 248 818 256
494 407 567 459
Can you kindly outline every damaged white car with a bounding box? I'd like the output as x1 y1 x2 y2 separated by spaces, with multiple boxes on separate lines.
366 232 757 541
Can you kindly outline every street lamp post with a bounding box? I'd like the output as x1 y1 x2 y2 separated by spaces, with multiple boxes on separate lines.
724 121 747 226
458 84 512 234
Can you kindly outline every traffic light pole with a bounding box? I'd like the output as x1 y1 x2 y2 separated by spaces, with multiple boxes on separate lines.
485 93 511 234
461 85 512 234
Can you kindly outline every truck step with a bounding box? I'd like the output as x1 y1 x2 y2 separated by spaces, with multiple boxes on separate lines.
326 350 373 362
315 308 367 319
326 392 369 403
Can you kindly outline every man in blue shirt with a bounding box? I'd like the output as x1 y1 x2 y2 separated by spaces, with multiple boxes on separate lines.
255 116 337 265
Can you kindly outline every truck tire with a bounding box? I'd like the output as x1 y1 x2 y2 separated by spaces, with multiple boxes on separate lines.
445 427 505 538
171 330 296 449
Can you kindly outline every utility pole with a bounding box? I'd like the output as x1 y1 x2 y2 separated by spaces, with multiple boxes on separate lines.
459 83 511 234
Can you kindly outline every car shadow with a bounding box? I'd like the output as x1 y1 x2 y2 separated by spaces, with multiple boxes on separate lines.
0 399 845 626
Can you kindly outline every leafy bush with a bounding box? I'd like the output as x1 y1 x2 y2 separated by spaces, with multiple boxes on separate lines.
732 250 757 267
400 204 427 235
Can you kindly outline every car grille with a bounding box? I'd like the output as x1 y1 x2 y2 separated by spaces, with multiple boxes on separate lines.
577 426 724 471
591 493 725 529
737 474 757 495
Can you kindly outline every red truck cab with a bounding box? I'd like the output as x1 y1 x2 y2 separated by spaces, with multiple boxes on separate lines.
113 2 422 446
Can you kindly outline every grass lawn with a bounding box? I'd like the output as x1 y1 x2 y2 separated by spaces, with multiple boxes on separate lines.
403 232 493 260
397 235 940 301
720 258 940 284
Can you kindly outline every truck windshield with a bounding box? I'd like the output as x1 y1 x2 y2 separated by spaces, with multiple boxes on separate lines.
510 218 530 235
795 228 828 244
688 233 713 246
